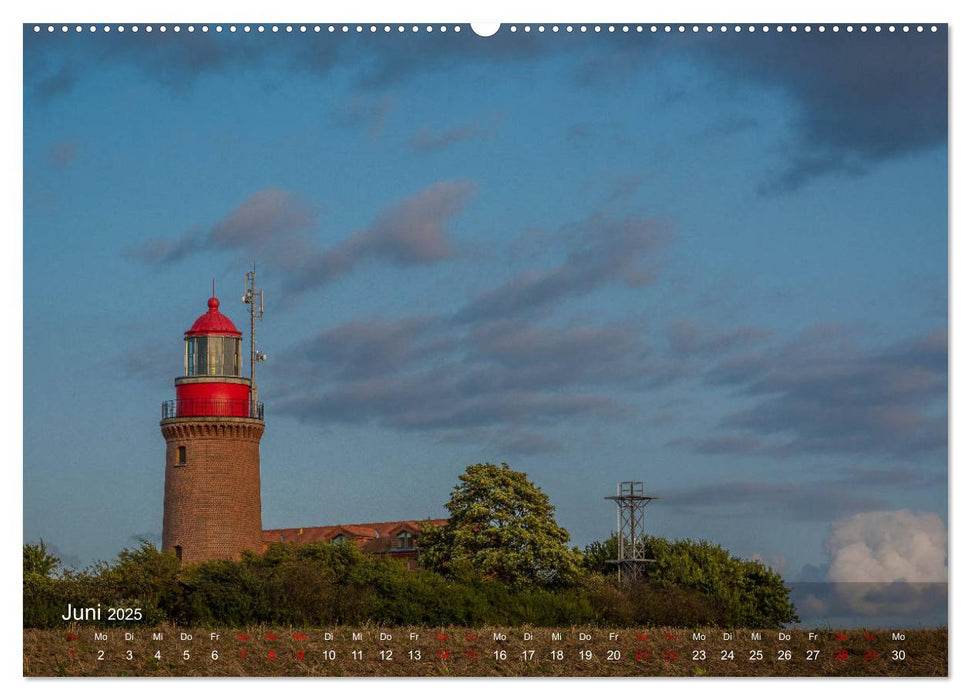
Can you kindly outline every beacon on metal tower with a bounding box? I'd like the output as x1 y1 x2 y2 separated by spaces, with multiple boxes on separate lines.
605 481 659 585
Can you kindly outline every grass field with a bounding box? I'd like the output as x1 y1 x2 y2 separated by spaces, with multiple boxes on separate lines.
24 625 947 677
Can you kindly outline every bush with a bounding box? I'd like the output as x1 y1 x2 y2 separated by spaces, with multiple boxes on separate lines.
24 537 798 629
582 535 799 627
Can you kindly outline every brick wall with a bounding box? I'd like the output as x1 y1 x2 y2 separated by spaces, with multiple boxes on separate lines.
161 419 264 564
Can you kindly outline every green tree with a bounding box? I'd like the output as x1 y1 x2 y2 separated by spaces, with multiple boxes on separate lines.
24 540 78 628
419 462 582 587
582 535 799 628
24 541 60 578
580 536 616 574
91 540 183 625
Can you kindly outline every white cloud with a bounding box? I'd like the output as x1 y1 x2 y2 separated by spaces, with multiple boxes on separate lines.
788 510 948 621
827 509 946 583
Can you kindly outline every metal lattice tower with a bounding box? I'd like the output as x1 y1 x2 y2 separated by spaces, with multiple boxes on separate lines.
242 267 266 417
604 481 659 585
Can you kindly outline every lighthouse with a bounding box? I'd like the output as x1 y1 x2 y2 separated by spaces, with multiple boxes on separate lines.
160 280 265 564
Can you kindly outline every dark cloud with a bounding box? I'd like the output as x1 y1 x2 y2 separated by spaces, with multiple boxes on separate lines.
334 93 395 142
126 187 319 266
494 431 564 456
46 140 79 169
435 427 565 456
570 38 664 87
466 319 687 392
666 479 884 522
565 121 632 150
664 467 943 522
794 563 828 582
791 582 947 624
701 352 767 385
27 30 285 101
271 315 653 448
354 179 475 263
125 226 206 265
666 320 771 357
273 255 950 460
760 151 867 195
286 316 452 380
23 27 551 102
666 435 765 455
208 188 319 251
25 27 946 193
285 179 478 294
697 116 759 140
837 465 946 489
107 32 269 92
127 180 476 292
32 64 77 103
279 373 628 432
703 31 947 193
651 411 678 425
467 319 646 380
455 212 672 323
408 116 501 152
566 122 593 146
673 326 947 459
346 30 555 88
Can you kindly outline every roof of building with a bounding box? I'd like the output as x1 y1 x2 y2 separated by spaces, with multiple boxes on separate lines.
186 297 243 338
262 518 449 549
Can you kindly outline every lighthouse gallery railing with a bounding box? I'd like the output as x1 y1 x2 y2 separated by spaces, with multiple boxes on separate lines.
161 399 264 420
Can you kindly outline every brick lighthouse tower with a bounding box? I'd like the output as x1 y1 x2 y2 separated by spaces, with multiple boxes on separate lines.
160 275 265 564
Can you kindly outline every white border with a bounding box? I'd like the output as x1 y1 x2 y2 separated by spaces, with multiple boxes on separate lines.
5 1 962 698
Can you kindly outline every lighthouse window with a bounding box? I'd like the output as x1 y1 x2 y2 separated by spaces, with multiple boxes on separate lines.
176 446 186 466
186 336 240 377
186 340 195 375
186 336 207 376
208 338 220 374
216 337 238 376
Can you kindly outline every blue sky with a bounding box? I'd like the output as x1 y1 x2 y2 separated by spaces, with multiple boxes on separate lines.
23 25 947 623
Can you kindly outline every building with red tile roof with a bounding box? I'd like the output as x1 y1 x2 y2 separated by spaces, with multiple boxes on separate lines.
261 519 449 570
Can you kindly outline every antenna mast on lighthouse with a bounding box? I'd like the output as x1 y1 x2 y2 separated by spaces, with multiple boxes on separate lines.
242 266 266 416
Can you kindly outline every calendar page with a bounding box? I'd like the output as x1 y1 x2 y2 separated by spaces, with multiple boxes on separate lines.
21 18 948 680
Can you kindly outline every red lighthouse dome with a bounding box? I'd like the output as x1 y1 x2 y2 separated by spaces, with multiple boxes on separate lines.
187 297 243 338
163 295 259 419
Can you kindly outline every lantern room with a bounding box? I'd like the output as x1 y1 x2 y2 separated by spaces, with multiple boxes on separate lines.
161 295 261 420
185 296 242 377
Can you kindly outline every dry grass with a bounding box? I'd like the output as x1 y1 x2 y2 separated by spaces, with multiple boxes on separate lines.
24 625 946 677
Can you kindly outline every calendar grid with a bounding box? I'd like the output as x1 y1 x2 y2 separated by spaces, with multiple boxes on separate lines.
24 626 947 677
